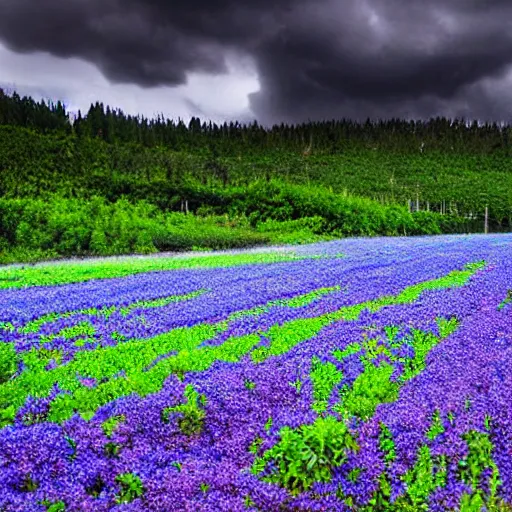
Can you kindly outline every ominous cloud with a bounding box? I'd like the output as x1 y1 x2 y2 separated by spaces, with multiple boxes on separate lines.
1 0 512 125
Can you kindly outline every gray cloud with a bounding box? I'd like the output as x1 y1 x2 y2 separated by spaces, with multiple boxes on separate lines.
1 0 512 125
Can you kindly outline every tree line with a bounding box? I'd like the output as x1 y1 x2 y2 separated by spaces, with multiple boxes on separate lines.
1 88 511 156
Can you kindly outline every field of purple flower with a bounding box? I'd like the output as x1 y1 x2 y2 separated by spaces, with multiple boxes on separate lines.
0 234 511 512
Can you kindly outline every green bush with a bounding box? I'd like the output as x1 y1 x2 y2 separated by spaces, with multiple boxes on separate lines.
411 211 443 235
255 216 326 234
221 180 463 239
0 196 271 264
252 415 358 494
0 123 510 231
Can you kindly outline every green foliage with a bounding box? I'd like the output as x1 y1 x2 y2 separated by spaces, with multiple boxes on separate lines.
19 475 39 492
361 335 392 361
41 501 66 512
252 263 474 364
17 282 337 356
119 289 207 316
0 177 474 267
286 286 341 308
244 378 256 390
365 430 503 512
400 329 443 382
115 473 144 504
310 356 343 413
90 227 109 256
162 385 207 436
426 410 445 441
0 321 223 426
0 264 477 427
379 423 396 464
0 321 14 332
1 88 512 236
101 414 126 438
436 316 459 339
104 442 121 458
252 415 358 494
498 289 512 310
464 260 486 272
0 197 274 264
0 342 17 384
227 180 465 239
460 493 485 512
2 116 499 266
458 431 502 509
46 321 95 342
333 342 362 362
244 494 256 508
252 317 327 363
339 362 399 420
289 378 303 394
401 445 447 510
364 445 446 511
229 284 341 322
0 250 310 289
255 216 326 234
249 436 264 455
255 216 333 245
384 325 401 345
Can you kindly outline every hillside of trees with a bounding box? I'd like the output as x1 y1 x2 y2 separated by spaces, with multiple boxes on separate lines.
0 88 510 263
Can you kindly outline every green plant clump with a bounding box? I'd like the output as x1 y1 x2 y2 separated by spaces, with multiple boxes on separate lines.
252 415 359 494
115 473 145 504
162 384 207 436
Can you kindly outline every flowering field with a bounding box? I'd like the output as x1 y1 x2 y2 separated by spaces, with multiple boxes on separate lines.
0 234 511 512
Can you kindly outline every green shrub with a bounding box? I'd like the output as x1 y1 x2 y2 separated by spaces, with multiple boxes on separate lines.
411 211 442 235
252 415 358 494
0 196 272 263
90 227 109 256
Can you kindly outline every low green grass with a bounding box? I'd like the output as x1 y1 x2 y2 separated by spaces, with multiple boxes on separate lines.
0 251 323 289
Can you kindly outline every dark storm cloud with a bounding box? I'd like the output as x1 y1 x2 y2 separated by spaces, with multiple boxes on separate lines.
1 0 511 124
248 0 512 124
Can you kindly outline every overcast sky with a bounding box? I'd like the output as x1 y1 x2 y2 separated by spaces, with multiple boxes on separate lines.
1 0 512 128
